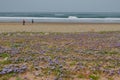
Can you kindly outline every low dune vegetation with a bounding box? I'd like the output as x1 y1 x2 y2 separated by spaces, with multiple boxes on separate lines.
0 32 120 80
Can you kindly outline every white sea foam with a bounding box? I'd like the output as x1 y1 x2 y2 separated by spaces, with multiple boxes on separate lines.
0 17 120 23
68 16 78 19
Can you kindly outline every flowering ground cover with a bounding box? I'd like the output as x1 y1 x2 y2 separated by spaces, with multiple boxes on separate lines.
0 32 120 80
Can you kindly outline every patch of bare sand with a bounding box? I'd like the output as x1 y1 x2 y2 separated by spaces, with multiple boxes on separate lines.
0 23 120 32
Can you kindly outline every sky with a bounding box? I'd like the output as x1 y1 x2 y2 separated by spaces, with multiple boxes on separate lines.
0 0 120 12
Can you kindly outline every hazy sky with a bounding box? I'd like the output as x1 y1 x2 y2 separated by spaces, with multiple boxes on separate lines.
0 0 120 12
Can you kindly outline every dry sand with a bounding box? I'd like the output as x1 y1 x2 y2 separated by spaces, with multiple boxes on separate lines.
0 22 120 33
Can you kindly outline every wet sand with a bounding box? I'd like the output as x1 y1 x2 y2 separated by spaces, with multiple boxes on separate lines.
0 22 120 32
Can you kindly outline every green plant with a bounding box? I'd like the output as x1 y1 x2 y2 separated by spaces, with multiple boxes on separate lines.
89 74 100 80
16 76 23 80
0 73 14 80
108 77 114 80
0 59 11 65
70 61 76 66
0 53 10 58
77 74 85 78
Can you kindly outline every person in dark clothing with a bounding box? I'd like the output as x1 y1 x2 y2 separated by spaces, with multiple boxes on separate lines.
23 19 25 25
32 19 34 24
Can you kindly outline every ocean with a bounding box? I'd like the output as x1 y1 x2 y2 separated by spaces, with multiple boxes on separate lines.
0 12 120 23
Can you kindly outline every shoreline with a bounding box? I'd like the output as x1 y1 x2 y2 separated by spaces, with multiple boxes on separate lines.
0 22 120 33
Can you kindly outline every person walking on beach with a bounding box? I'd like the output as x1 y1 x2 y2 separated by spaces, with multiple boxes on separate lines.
32 19 34 24
23 19 25 25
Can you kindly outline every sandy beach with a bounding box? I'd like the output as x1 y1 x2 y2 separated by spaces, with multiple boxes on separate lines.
0 22 120 33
